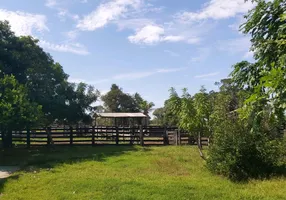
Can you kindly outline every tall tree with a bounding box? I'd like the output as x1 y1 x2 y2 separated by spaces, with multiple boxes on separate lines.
101 84 139 112
0 21 69 123
64 83 99 125
208 0 286 180
0 75 42 129
168 87 212 136
134 93 154 115
232 0 286 126
0 20 99 125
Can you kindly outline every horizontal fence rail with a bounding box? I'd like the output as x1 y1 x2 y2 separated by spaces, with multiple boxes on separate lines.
0 126 209 148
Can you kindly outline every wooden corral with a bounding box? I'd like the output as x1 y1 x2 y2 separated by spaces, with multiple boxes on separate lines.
0 126 209 148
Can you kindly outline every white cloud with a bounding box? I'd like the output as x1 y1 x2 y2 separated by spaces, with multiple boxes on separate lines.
55 8 80 22
128 24 201 45
75 0 208 45
177 0 254 22
116 18 153 31
128 25 164 45
94 67 188 83
39 40 90 55
77 0 142 31
164 50 180 57
45 0 80 22
163 35 185 42
195 72 220 78
45 0 58 8
113 67 187 80
113 71 154 80
64 30 79 40
0 9 48 36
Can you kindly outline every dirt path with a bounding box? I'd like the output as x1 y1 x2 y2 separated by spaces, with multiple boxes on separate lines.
0 166 19 179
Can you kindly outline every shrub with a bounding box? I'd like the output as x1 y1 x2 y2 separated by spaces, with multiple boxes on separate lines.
207 119 285 181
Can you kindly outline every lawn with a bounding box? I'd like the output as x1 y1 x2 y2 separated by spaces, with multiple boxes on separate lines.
0 146 285 200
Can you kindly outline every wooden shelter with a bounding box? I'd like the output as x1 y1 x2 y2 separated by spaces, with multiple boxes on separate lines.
95 113 147 126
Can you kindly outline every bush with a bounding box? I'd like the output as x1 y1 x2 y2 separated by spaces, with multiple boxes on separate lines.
207 119 285 181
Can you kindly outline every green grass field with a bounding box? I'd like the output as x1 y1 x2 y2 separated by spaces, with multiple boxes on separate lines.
0 146 285 200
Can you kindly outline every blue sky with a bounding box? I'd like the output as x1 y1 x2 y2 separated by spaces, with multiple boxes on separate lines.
0 0 254 108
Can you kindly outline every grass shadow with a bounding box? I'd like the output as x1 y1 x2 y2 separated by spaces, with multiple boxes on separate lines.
0 145 152 194
0 174 20 195
0 145 144 167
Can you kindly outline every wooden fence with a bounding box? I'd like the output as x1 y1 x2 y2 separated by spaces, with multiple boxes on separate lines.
0 126 209 148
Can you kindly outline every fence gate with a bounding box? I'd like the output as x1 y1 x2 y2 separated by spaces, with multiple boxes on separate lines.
167 130 180 145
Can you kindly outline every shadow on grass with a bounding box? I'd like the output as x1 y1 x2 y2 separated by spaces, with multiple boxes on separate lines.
0 145 148 167
0 145 151 192
0 174 20 195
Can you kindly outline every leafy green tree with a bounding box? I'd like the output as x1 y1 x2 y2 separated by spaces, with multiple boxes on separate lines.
207 78 284 181
152 108 165 125
207 0 286 180
167 87 212 137
134 92 154 117
232 0 286 125
64 83 99 125
102 84 140 112
192 87 212 137
0 20 69 123
0 75 43 147
0 20 99 126
0 75 42 129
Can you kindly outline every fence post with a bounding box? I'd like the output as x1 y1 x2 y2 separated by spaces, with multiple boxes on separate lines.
174 130 178 146
116 126 119 145
164 127 169 145
130 126 134 145
178 128 181 146
92 126 95 146
70 126 73 145
46 127 50 146
140 125 144 146
198 132 201 149
27 128 30 148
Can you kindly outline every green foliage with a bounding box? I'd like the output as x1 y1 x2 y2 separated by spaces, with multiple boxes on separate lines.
167 87 212 136
0 75 42 129
233 0 286 121
207 78 285 180
101 84 139 112
207 80 283 180
0 20 99 126
101 84 154 115
205 0 286 181
63 83 99 125
207 121 284 181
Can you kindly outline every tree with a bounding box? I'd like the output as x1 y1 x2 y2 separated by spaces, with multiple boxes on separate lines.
152 108 165 125
232 0 286 126
64 83 99 125
134 93 154 115
167 87 212 137
0 21 68 122
101 84 140 112
207 78 284 181
207 0 286 179
192 87 212 137
0 20 98 125
0 75 42 129
0 75 43 147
